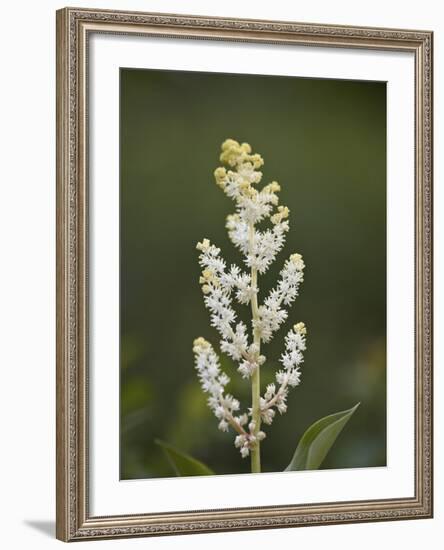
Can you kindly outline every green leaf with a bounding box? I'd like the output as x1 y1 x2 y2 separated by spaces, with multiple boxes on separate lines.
155 439 214 477
285 403 360 471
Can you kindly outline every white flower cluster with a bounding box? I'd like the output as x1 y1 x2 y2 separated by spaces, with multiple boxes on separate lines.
254 253 305 343
193 337 241 429
193 337 265 457
196 238 264 371
259 322 307 425
193 139 307 460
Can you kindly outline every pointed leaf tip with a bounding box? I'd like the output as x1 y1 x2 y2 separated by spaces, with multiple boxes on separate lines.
285 403 360 472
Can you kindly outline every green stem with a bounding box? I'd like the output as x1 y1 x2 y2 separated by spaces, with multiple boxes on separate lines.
249 225 261 473
250 356 261 473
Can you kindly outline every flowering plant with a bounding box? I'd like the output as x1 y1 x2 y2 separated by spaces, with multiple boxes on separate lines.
190 139 359 475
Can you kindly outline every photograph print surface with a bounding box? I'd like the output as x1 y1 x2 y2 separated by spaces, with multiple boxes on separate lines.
119 68 387 480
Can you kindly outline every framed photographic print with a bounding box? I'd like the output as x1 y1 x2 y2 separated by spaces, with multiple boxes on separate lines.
56 7 433 541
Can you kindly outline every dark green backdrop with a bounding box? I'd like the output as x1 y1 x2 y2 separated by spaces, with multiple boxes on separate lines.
120 68 386 479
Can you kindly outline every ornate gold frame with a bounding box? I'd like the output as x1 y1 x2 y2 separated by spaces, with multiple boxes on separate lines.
56 7 433 542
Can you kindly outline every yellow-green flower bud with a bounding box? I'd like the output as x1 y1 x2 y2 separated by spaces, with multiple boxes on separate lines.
271 205 290 224
214 166 227 187
221 138 239 151
270 181 281 193
294 322 307 335
196 238 211 252
251 154 264 169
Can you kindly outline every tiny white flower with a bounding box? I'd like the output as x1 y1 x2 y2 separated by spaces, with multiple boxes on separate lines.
287 369 302 387
214 405 225 419
237 360 257 379
218 420 229 432
261 408 275 425
235 435 246 448
256 431 267 441
240 446 250 458
238 413 249 426
264 384 275 400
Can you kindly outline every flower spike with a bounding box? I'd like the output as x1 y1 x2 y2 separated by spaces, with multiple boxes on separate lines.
193 139 307 467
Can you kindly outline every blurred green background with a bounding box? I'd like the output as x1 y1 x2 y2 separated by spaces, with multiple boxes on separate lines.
120 68 386 479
